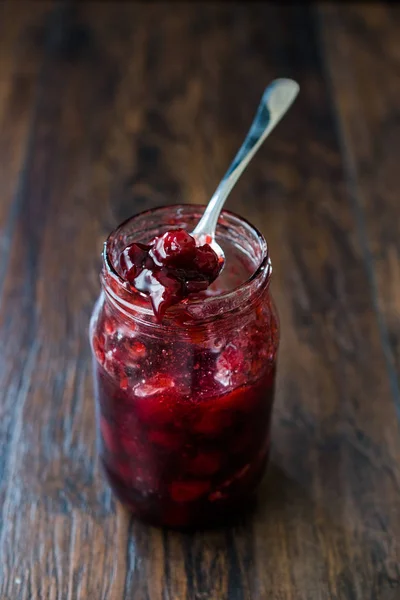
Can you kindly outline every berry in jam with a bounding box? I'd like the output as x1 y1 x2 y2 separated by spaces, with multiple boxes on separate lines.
119 228 223 320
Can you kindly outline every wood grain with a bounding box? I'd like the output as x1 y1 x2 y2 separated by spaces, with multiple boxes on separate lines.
319 2 400 409
0 2 399 599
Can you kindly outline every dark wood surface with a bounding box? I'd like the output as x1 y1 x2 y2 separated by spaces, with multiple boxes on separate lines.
1 2 400 598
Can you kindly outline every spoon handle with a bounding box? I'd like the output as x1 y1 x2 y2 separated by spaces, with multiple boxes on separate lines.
192 78 299 238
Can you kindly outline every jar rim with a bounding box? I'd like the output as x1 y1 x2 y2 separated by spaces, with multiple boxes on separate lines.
103 204 271 325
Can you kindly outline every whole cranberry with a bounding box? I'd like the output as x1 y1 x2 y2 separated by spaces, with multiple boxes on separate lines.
151 229 196 267
193 244 220 281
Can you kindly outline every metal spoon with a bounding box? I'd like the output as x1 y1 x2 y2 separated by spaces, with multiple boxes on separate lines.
191 78 300 260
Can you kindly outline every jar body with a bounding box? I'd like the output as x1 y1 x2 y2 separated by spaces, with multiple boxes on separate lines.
90 206 279 528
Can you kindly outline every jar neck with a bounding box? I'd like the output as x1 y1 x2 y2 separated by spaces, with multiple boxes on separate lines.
101 205 272 333
101 263 271 334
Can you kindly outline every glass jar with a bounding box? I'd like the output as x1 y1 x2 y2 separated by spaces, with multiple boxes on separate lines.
90 205 279 528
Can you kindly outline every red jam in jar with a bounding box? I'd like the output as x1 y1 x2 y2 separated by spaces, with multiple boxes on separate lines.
90 205 279 528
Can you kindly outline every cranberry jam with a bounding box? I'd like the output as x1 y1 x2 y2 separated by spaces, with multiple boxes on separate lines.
90 205 279 528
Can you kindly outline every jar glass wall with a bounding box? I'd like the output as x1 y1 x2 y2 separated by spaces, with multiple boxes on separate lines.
90 205 279 528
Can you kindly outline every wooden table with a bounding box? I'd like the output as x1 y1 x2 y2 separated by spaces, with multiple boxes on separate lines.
1 2 400 598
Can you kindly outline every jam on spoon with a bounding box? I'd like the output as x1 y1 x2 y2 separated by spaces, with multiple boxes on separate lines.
119 228 224 320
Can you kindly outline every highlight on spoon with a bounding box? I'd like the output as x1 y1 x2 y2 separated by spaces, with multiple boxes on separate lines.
263 78 300 118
